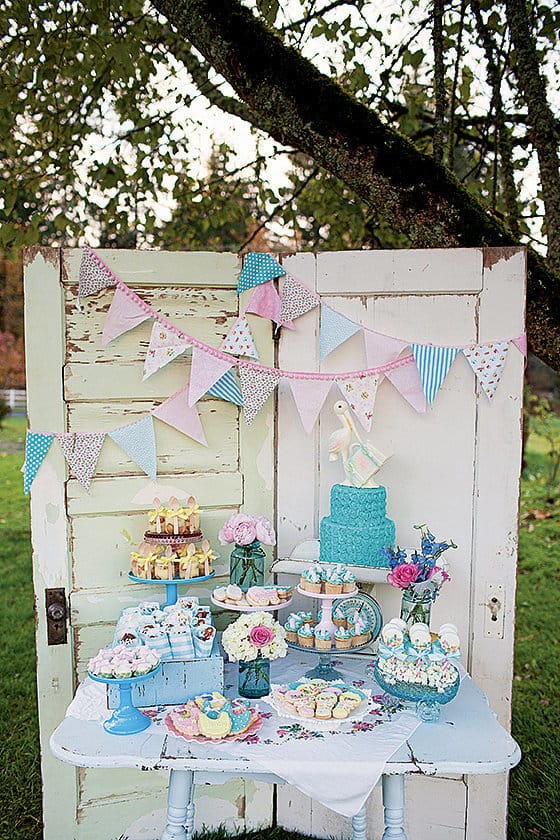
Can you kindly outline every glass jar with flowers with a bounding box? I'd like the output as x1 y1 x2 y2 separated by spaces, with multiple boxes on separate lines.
382 525 457 628
221 611 287 698
219 513 276 591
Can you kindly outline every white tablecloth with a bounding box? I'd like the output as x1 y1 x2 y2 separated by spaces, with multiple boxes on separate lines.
69 651 422 817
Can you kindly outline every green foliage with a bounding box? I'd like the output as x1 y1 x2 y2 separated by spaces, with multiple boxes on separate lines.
525 391 560 502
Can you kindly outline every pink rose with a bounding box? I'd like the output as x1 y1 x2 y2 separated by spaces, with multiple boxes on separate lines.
249 625 275 648
387 563 420 588
254 516 276 546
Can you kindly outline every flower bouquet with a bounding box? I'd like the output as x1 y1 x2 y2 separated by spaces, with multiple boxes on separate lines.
221 611 287 698
382 525 457 627
219 513 276 590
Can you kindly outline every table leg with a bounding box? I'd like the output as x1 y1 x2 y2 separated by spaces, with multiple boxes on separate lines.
161 769 194 840
351 803 368 840
381 775 407 840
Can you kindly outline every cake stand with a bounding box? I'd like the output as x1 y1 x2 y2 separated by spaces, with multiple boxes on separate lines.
289 586 369 680
128 571 215 607
88 664 161 735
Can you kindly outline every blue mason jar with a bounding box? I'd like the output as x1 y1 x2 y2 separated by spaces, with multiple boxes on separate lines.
229 540 266 591
237 656 270 698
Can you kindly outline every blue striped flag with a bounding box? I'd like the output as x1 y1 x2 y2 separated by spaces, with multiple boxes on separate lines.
411 345 459 406
207 369 243 406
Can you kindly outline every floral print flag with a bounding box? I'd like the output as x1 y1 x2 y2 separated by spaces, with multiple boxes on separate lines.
337 374 380 432
462 341 509 400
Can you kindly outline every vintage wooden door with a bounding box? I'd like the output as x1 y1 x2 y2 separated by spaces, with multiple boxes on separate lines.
25 245 524 840
24 247 275 839
275 248 525 840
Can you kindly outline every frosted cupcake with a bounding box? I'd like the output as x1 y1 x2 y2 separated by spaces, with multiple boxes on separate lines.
341 568 356 593
333 605 347 628
300 567 322 593
334 626 352 650
314 627 332 651
297 622 315 648
323 567 343 595
284 614 303 643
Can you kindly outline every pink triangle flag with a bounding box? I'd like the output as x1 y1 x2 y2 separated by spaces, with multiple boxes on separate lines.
279 275 319 325
220 315 259 359
363 329 408 367
143 323 190 380
462 341 510 400
78 246 117 298
188 346 234 406
384 359 426 413
102 286 151 347
239 365 280 426
337 374 380 432
245 281 294 328
289 378 333 434
511 333 527 358
152 384 207 447
56 432 105 491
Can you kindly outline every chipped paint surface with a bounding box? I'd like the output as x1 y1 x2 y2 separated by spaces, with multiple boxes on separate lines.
483 246 525 269
255 412 274 491
23 244 60 269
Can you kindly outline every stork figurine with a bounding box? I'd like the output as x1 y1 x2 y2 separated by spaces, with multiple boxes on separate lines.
328 400 391 488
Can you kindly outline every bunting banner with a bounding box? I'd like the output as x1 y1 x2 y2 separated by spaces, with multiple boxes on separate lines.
220 314 259 359
383 358 426 414
239 365 281 426
152 385 207 447
143 323 190 380
56 432 105 491
279 274 320 325
337 374 380 433
78 245 117 298
23 432 54 494
109 416 157 480
207 369 243 406
245 280 293 327
411 345 460 406
289 377 333 434
462 341 510 400
102 285 151 347
237 252 285 294
188 346 234 407
320 305 363 362
363 329 408 368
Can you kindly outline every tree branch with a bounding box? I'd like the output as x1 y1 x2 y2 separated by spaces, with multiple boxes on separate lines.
150 0 560 371
432 0 447 163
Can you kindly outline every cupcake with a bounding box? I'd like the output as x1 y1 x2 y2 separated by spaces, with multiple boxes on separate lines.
296 611 313 624
314 627 332 651
341 568 356 593
300 566 322 593
297 622 315 648
334 626 352 650
284 614 303 643
333 605 347 628
323 567 343 595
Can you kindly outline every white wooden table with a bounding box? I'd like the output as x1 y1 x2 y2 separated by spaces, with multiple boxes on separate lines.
50 655 520 840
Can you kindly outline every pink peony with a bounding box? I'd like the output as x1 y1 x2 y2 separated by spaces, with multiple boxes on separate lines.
254 516 276 546
249 625 275 648
387 563 420 588
233 519 257 545
219 513 255 545
218 521 236 545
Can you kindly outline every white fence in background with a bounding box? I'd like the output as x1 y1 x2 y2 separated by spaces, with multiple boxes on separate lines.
0 388 26 413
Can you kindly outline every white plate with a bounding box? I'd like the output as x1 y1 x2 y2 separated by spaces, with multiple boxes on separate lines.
262 682 379 730
211 595 293 613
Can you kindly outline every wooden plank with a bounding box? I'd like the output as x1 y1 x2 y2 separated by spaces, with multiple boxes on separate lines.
63 285 236 366
66 400 239 476
62 248 241 287
316 248 483 294
23 247 78 840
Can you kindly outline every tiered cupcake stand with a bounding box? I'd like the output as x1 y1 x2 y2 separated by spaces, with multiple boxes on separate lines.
287 586 371 681
128 531 215 607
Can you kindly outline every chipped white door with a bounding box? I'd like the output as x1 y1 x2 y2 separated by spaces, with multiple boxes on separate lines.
276 248 525 840
25 247 274 840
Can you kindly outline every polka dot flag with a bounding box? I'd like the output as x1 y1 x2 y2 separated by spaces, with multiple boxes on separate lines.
237 252 285 294
24 432 54 494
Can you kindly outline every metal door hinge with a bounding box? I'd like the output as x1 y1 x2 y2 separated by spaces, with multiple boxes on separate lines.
45 588 68 645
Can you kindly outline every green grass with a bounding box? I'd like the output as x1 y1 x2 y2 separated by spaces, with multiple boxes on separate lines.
0 418 558 839
0 414 26 444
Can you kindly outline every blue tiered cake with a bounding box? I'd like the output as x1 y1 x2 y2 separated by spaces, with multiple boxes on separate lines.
320 484 395 568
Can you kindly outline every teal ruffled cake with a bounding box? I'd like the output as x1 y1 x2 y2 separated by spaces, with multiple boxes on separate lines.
319 484 395 567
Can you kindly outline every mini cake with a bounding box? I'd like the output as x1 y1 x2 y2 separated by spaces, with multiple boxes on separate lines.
297 622 315 648
333 605 347 628
314 627 332 650
300 567 322 593
284 614 303 643
323 567 343 595
334 626 352 650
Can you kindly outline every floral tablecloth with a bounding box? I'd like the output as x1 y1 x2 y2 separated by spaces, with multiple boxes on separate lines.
68 651 422 817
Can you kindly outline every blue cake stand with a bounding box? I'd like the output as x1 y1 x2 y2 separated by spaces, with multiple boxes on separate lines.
89 665 161 735
373 661 460 722
128 571 215 607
